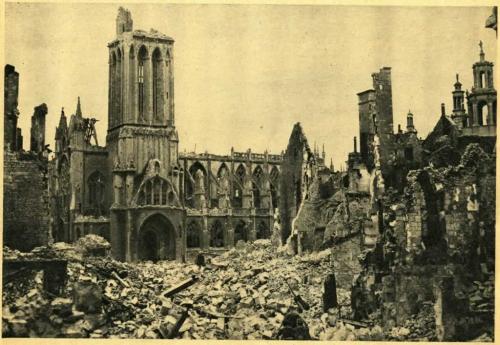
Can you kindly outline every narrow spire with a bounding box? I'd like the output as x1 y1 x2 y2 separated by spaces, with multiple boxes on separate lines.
330 158 334 172
479 40 485 62
76 96 82 117
322 144 325 159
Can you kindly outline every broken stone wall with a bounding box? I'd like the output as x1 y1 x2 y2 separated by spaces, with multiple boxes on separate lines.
351 143 495 340
279 123 313 243
3 151 50 251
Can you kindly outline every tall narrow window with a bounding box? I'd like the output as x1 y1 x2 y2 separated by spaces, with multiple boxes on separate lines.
138 46 148 120
138 61 144 117
152 48 163 121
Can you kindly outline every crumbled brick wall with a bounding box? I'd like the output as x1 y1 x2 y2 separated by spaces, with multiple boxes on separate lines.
3 151 50 251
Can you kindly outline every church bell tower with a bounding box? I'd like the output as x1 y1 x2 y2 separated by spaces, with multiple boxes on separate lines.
106 8 182 261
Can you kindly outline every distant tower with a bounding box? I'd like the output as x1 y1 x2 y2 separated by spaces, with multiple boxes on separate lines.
406 110 416 133
357 67 394 173
467 41 497 126
451 74 467 129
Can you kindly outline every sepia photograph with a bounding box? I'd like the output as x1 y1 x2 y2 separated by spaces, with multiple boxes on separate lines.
2 2 497 341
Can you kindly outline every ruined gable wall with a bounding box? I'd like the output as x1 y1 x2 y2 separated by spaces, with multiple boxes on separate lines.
3 152 50 251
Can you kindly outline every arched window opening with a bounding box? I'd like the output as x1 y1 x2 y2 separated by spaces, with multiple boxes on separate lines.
115 48 122 123
210 221 224 248
138 46 148 120
152 48 164 121
234 164 246 208
187 222 200 248
234 221 247 243
88 171 105 216
478 101 488 126
129 45 135 121
252 166 263 209
480 71 486 88
257 222 269 239
187 162 207 208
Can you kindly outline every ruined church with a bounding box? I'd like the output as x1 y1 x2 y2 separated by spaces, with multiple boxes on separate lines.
47 8 326 262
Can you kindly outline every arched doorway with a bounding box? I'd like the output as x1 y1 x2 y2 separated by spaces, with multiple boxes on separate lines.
138 214 176 261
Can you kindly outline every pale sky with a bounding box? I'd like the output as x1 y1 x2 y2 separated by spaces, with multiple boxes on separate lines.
5 3 497 169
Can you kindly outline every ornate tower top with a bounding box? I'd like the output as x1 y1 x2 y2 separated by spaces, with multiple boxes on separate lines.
406 110 416 133
479 40 485 62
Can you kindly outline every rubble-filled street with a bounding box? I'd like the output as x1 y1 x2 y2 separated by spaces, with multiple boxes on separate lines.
2 233 494 340
3 236 358 339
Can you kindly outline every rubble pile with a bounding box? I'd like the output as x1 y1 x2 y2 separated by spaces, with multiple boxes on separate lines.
3 239 358 339
386 303 436 341
468 277 494 312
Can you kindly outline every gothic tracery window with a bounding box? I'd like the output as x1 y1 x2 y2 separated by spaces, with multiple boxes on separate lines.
138 176 176 206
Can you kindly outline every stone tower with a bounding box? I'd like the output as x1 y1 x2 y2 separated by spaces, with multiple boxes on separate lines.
406 110 416 133
106 8 183 261
357 67 394 177
106 6 179 186
451 74 467 129
467 41 497 126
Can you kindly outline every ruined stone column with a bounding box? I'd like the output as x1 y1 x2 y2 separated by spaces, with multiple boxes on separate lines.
472 103 479 126
125 210 133 261
201 216 209 249
487 101 493 125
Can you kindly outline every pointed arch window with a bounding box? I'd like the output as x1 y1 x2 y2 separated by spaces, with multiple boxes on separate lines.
138 46 148 120
152 48 164 121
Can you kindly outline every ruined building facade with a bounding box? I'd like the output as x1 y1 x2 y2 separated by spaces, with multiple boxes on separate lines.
3 65 51 251
48 8 286 262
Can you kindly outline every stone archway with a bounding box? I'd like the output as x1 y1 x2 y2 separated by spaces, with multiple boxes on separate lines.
138 214 176 261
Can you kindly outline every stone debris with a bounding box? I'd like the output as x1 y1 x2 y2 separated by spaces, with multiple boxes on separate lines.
3 239 355 339
3 236 491 340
